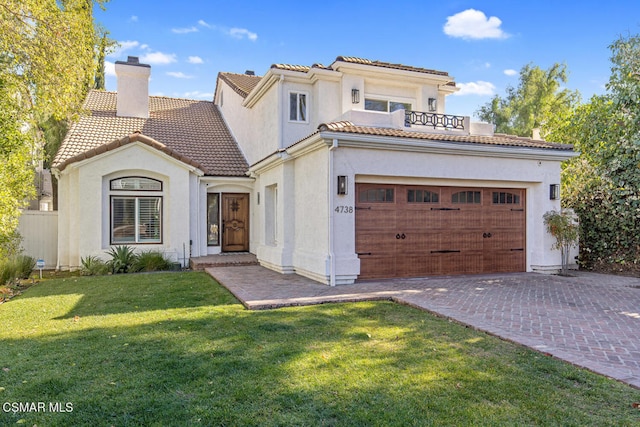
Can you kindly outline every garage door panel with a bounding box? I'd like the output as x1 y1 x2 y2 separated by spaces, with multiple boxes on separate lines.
484 250 525 272
437 252 484 275
358 254 396 279
398 231 443 253
398 255 442 276
356 210 397 230
356 184 526 279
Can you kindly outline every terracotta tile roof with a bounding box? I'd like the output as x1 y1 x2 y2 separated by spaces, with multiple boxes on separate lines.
316 121 574 151
53 90 249 176
332 56 450 77
217 72 262 98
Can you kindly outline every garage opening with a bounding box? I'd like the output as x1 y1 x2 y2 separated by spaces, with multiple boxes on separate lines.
355 184 525 279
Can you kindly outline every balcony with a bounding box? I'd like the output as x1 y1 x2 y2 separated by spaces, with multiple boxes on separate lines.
404 110 466 130
339 109 494 137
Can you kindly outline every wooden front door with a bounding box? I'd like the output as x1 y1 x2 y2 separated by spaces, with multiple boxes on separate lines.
221 193 249 252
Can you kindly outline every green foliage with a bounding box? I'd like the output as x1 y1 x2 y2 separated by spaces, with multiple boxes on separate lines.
476 63 580 138
80 255 109 276
106 245 137 274
130 250 172 272
0 254 35 285
0 0 108 248
543 210 579 275
557 34 640 271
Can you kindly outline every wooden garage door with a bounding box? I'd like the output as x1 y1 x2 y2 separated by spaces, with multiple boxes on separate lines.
356 184 525 279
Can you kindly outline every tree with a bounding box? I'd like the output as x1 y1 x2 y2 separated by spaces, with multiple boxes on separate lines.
556 34 640 271
543 210 579 276
0 0 107 256
476 63 581 138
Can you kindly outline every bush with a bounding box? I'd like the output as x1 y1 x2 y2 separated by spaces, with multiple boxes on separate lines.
80 255 110 276
131 250 172 272
0 255 35 285
106 245 137 274
14 255 35 279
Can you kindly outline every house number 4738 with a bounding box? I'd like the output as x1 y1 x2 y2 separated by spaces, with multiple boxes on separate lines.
335 206 354 213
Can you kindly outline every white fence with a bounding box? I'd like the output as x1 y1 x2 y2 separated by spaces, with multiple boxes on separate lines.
18 210 58 269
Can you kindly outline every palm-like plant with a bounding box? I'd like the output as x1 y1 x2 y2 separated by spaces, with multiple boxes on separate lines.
106 245 137 274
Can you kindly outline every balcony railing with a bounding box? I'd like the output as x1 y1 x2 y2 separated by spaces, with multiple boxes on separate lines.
405 110 466 130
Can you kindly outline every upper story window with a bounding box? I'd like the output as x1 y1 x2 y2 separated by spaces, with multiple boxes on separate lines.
365 98 411 113
289 92 307 122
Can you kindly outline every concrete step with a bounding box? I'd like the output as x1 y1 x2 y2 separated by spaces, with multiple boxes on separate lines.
190 253 258 271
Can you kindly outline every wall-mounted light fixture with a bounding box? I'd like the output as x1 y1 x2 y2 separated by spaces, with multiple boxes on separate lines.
549 184 559 200
337 176 347 195
428 97 437 112
351 89 360 104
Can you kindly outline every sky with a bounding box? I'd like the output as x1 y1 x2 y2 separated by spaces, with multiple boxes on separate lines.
96 0 640 119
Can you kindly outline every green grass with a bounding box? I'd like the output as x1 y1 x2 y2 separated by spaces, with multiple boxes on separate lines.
0 272 639 426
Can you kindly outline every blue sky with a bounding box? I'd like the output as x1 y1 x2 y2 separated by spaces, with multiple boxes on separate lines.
97 0 640 118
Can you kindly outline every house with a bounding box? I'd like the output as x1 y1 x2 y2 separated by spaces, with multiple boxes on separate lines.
53 55 576 284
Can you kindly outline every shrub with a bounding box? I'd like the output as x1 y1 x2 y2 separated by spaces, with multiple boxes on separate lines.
106 245 137 274
13 255 35 279
131 250 172 272
543 210 579 276
80 255 110 276
0 255 35 285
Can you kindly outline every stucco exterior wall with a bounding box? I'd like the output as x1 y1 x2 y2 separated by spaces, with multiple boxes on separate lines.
291 147 330 282
329 144 566 278
217 80 280 165
56 143 196 270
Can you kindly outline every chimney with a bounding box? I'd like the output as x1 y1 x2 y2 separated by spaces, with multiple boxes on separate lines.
115 56 151 118
532 128 543 141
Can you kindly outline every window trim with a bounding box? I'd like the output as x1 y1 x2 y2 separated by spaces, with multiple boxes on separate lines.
288 91 309 123
110 195 163 245
364 97 412 113
110 176 162 192
452 190 482 204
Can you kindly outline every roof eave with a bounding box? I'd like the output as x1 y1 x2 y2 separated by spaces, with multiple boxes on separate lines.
316 130 578 162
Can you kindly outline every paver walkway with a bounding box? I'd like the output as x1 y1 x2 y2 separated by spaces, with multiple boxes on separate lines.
206 266 640 389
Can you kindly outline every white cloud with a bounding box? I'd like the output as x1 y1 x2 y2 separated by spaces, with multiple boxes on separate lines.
188 56 204 64
109 40 140 57
184 91 214 99
105 61 116 77
140 51 177 65
228 27 258 41
454 81 496 96
198 20 214 29
444 9 509 40
504 69 518 76
129 16 138 22
197 20 257 41
167 71 193 79
172 26 198 34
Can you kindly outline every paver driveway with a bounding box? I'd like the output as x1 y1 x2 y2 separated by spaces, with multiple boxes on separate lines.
207 266 640 389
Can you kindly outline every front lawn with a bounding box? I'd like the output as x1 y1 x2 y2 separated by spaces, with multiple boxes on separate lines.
0 272 639 426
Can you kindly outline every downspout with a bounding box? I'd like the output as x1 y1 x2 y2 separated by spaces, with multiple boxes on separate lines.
328 138 338 286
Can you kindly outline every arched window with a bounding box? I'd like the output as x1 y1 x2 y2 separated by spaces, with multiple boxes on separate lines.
110 177 163 244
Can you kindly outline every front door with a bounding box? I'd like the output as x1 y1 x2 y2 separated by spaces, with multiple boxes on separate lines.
221 193 249 252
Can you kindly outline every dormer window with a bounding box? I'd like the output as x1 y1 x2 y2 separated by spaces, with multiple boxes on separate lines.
365 98 411 113
289 91 308 122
